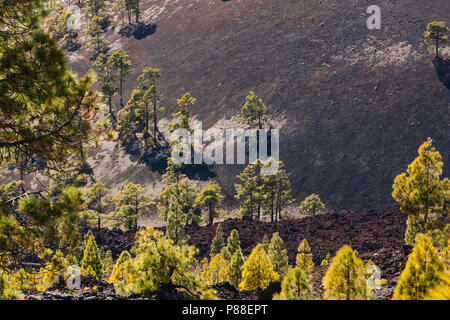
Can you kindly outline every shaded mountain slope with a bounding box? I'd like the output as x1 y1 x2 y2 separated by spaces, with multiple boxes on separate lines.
66 0 450 211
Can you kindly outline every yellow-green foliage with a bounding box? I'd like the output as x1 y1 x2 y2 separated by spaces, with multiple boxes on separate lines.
103 250 114 279
392 138 450 245
393 234 445 300
108 250 132 294
424 271 450 300
298 194 325 216
0 272 23 300
227 249 245 288
320 252 331 266
208 254 227 285
81 236 103 279
296 239 315 282
424 21 449 57
210 224 225 257
322 245 372 300
123 227 216 299
239 244 278 291
273 267 312 300
267 232 289 278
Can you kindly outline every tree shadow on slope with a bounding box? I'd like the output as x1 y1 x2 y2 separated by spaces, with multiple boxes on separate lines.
118 22 157 40
433 56 450 89
121 136 215 180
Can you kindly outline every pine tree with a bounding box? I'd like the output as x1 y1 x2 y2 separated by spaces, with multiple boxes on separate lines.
208 254 228 285
296 239 315 282
86 15 109 59
234 160 261 220
93 53 118 122
85 0 107 17
273 267 312 300
393 234 445 300
112 182 153 231
84 182 110 229
125 227 216 298
392 138 450 245
322 245 372 300
267 232 289 278
81 236 103 279
261 159 293 221
168 92 196 133
0 1 99 169
103 250 114 279
108 250 131 294
166 192 189 245
227 248 245 288
222 229 241 263
298 194 325 216
194 181 223 226
108 49 134 107
424 21 449 58
210 224 225 257
239 244 278 291
424 272 450 300
237 91 269 130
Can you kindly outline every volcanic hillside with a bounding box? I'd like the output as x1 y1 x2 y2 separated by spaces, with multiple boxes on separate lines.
65 0 450 212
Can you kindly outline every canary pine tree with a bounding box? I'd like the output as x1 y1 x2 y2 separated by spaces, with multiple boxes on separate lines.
81 236 103 279
268 232 289 278
86 15 109 59
298 194 325 216
424 21 449 58
296 239 315 282
210 224 225 257
273 267 312 300
112 182 153 231
208 254 228 285
227 248 245 288
239 244 278 291
194 182 223 226
392 138 450 245
320 252 332 266
108 250 131 293
322 245 371 300
108 49 134 107
222 229 242 263
393 234 445 300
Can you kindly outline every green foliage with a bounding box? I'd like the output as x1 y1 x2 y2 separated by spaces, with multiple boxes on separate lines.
108 49 134 107
237 91 269 129
210 224 225 257
273 267 312 300
267 232 289 278
85 0 107 17
1 186 85 269
261 159 293 221
222 229 241 263
392 138 450 245
320 252 332 266
298 194 325 216
108 250 131 294
87 15 109 59
93 53 118 122
111 182 153 231
393 234 446 300
117 67 162 145
295 239 314 282
81 236 103 279
227 248 244 288
123 227 217 299
239 243 278 291
208 254 227 285
168 92 196 133
194 181 223 226
261 234 270 253
84 182 111 229
322 245 372 300
0 0 99 169
424 21 449 57
235 160 261 220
